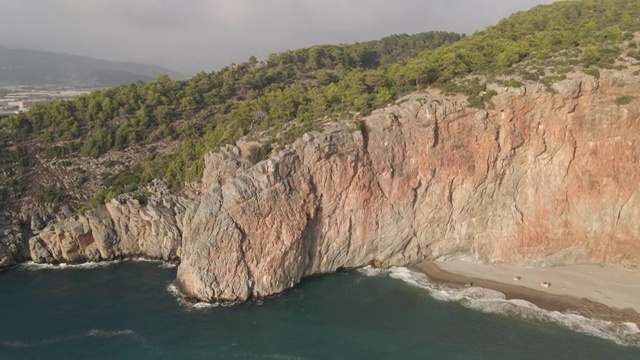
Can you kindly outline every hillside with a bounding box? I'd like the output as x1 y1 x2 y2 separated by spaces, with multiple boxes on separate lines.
0 31 462 214
0 46 185 87
2 0 640 268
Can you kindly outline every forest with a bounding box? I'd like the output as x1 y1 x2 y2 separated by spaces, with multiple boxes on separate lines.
1 0 639 209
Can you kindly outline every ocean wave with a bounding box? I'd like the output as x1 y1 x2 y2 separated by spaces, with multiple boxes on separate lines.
167 283 181 298
157 262 178 269
166 283 220 310
18 259 176 271
0 329 138 349
19 261 120 271
362 266 640 348
357 266 384 277
129 258 177 267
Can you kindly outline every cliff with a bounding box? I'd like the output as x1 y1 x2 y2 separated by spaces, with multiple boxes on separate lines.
27 180 193 264
176 73 640 302
2 72 640 304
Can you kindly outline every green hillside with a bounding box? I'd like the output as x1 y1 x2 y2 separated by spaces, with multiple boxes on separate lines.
1 0 639 212
0 31 461 210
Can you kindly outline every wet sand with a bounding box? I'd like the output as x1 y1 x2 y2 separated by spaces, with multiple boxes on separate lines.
412 261 640 325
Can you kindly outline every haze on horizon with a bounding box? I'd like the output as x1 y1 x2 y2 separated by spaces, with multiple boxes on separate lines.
1 0 556 75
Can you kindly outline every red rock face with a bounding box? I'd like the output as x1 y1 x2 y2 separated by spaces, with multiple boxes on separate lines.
176 74 640 302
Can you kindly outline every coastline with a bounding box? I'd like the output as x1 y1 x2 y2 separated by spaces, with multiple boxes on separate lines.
411 261 640 326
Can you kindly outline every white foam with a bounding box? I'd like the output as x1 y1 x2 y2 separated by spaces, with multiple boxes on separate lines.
372 266 640 348
167 283 180 297
18 259 176 271
158 262 177 269
358 265 384 277
19 261 120 271
624 322 640 334
192 302 218 309
166 283 219 310
120 258 178 269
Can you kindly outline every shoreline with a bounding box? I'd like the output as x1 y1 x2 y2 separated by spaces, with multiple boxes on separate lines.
411 261 640 326
8 258 179 271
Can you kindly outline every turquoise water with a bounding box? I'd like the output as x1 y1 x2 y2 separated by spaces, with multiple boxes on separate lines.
1 262 639 359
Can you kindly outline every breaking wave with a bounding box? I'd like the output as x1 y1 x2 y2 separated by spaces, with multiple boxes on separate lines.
359 266 640 348
19 261 120 271
19 259 176 271
166 283 219 310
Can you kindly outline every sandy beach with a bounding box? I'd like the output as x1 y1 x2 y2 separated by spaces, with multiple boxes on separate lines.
412 261 640 325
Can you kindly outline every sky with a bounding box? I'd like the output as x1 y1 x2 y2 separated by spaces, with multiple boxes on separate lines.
0 0 556 75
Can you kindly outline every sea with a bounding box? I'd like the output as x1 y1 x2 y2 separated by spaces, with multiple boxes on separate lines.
1 261 639 360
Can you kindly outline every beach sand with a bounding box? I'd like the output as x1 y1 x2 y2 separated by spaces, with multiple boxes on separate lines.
412 261 640 325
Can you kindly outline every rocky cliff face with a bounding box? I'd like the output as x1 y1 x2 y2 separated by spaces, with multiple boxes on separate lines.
176 73 640 302
27 180 193 264
2 73 639 304
0 203 73 267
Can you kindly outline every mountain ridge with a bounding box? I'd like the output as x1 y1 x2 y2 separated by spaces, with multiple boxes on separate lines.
0 46 185 87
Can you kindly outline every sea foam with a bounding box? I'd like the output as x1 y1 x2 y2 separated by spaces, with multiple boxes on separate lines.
359 266 640 348
19 261 120 271
18 259 176 271
166 283 220 310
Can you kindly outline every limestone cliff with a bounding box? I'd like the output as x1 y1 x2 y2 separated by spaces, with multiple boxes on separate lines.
28 180 193 264
3 73 640 305
176 73 640 302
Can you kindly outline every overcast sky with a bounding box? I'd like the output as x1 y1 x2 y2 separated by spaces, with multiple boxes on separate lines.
0 0 555 74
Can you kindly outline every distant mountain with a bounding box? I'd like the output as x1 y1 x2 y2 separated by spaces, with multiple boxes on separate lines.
0 46 185 87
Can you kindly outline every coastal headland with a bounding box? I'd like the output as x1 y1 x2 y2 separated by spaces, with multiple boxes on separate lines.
2 73 636 311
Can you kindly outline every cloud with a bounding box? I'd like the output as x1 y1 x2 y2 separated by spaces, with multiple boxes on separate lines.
0 0 557 73
53 0 111 13
206 0 254 26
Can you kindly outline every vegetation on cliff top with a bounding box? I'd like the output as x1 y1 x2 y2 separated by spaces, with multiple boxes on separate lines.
1 0 639 211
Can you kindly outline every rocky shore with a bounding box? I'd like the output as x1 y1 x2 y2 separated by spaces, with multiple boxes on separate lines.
2 72 640 305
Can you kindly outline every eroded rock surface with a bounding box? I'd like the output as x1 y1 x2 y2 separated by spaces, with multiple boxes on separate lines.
28 180 193 264
176 74 640 302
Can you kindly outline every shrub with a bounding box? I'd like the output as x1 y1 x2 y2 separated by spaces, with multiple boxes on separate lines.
36 185 65 204
627 49 640 60
542 74 567 89
467 96 485 109
584 68 601 79
616 95 635 105
504 79 523 88
481 90 498 103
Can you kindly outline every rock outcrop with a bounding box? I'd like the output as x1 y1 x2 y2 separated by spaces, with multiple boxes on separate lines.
176 74 640 302
0 226 29 267
28 180 193 264
0 203 72 267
